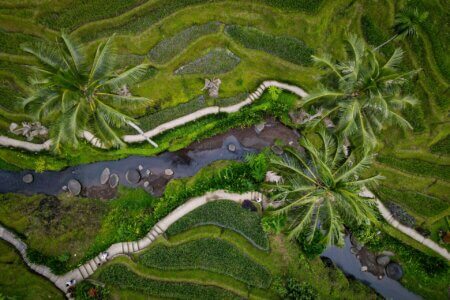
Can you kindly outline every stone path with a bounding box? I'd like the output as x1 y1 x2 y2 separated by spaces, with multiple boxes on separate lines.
1 188 448 299
0 190 264 298
0 80 308 151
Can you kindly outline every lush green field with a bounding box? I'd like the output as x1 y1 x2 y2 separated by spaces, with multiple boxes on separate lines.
0 0 449 298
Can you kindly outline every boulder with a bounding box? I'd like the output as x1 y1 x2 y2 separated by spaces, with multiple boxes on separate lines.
100 168 110 185
145 169 151 176
386 263 403 280
271 145 283 155
227 144 236 152
361 266 368 272
68 179 82 196
376 255 390 266
109 173 119 188
164 169 174 176
138 165 143 171
254 122 265 134
22 173 33 184
126 169 141 184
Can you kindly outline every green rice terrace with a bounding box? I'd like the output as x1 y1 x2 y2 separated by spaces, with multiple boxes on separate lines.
0 0 449 299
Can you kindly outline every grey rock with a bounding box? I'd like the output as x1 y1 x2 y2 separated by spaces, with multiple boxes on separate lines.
376 255 390 266
361 266 368 272
227 144 236 152
22 173 33 184
254 122 265 134
145 169 151 176
386 263 403 280
350 247 358 254
143 181 149 187
126 169 141 184
62 185 68 191
165 169 174 176
145 185 154 194
381 251 395 257
109 174 119 188
138 165 143 171
100 168 110 185
68 179 81 196
271 145 283 155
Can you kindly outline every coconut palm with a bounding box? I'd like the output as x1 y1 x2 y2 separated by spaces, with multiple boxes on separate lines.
302 34 417 150
267 131 383 246
21 33 153 153
375 7 428 51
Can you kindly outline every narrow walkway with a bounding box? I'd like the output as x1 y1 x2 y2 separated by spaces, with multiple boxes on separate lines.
0 190 263 297
1 188 449 299
0 80 307 151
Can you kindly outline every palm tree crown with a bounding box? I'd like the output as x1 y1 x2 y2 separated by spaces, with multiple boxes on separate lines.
393 7 428 39
22 33 151 152
267 131 383 246
303 34 417 150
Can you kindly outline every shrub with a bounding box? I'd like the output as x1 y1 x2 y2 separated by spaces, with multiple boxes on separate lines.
245 152 269 182
26 248 70 275
149 22 221 64
166 200 269 250
38 0 146 30
139 238 272 288
262 214 286 234
297 232 326 259
225 25 314 66
375 186 448 217
430 135 450 155
74 280 109 300
285 278 317 300
261 0 324 13
174 48 240 75
376 155 450 181
98 264 241 299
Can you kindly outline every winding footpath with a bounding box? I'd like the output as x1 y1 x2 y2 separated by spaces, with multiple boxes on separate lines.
1 189 449 298
0 80 307 151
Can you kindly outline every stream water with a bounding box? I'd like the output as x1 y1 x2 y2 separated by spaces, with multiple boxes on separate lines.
0 121 420 299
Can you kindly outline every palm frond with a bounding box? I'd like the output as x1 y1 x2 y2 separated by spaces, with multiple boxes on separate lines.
103 64 150 90
89 35 116 81
382 48 404 70
61 33 86 72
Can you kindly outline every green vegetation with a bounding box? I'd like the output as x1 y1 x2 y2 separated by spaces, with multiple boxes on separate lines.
0 240 63 299
149 22 221 64
97 263 242 299
139 238 271 288
175 47 240 75
267 131 381 245
166 200 268 249
225 25 314 66
430 134 450 155
377 155 450 181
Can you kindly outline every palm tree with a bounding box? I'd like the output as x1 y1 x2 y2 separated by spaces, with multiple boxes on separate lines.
374 7 428 51
266 131 383 246
21 33 154 153
302 34 417 150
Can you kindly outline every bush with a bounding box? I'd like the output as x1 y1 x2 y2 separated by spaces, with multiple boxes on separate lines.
262 214 286 234
149 22 221 64
134 93 247 132
261 0 324 13
375 186 448 217
376 155 450 181
273 276 318 300
430 135 450 155
74 280 109 300
174 48 240 75
297 232 326 259
166 200 269 250
138 238 271 288
245 152 269 182
81 0 215 42
26 248 71 275
98 263 241 299
225 25 314 66
38 0 146 30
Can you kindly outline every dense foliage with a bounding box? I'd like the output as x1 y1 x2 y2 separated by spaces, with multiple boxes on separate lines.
166 200 269 249
139 238 272 288
267 131 381 245
225 25 314 66
98 263 241 299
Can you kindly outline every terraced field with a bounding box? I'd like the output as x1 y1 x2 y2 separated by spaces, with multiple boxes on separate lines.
0 0 449 298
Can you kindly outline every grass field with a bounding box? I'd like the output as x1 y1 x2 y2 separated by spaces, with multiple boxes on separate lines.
0 0 449 298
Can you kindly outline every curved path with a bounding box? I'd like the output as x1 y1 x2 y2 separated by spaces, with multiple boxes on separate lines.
0 80 307 151
1 188 449 298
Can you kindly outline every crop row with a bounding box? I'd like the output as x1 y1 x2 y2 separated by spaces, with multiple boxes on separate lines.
166 200 269 249
139 238 271 288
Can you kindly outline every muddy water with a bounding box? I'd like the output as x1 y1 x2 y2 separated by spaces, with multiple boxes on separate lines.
0 119 299 197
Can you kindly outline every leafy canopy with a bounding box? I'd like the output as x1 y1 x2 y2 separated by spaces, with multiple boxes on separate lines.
303 34 417 150
267 130 382 246
22 33 151 152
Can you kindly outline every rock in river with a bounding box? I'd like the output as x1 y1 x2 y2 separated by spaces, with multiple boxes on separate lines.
68 179 81 196
22 173 33 183
164 169 174 176
100 168 110 185
386 263 403 280
126 169 141 184
227 144 236 152
376 255 390 266
109 173 119 188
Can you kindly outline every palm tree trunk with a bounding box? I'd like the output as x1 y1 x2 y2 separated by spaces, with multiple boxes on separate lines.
126 120 158 148
374 34 398 51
